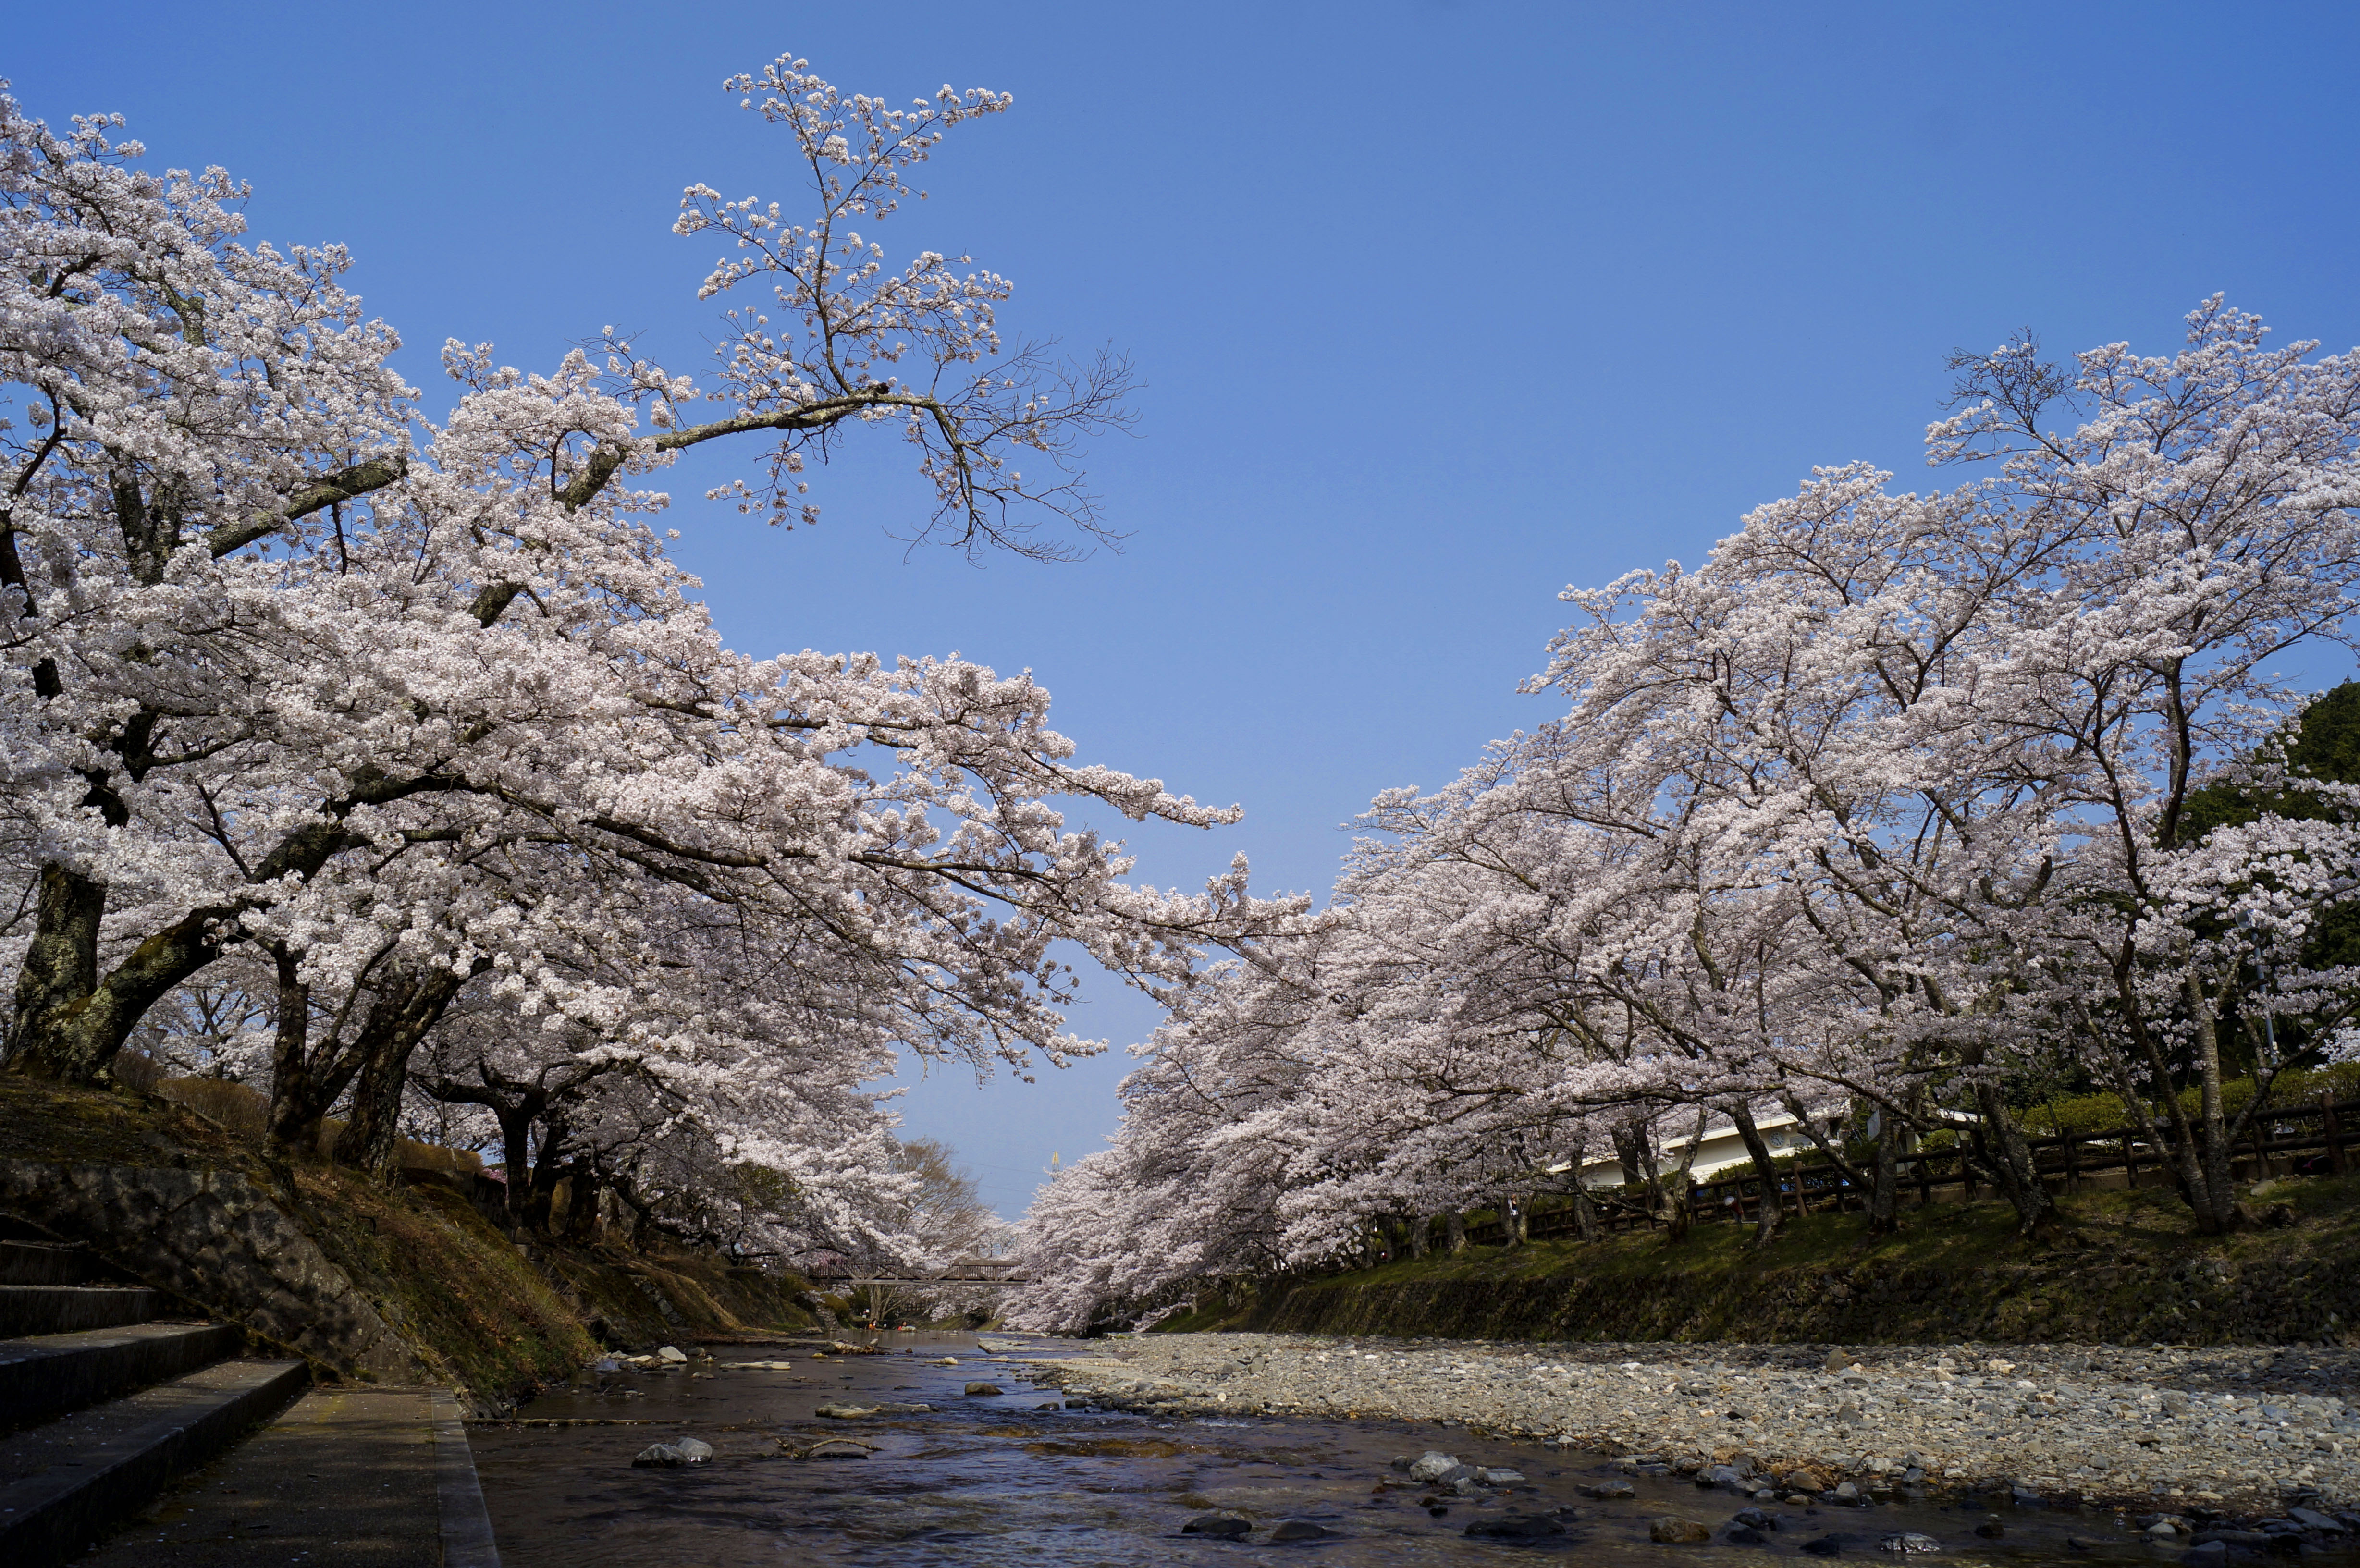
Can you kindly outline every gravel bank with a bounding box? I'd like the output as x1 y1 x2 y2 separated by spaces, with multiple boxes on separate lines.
1019 1334 2360 1514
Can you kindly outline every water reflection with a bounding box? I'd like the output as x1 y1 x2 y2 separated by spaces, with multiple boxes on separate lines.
470 1332 2351 1567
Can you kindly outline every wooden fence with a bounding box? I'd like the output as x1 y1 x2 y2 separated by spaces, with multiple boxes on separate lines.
1454 1093 2359 1249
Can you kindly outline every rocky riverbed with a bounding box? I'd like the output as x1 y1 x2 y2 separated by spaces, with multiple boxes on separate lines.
1017 1334 2360 1515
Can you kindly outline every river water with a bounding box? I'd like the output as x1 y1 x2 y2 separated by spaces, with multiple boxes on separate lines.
470 1332 2351 1567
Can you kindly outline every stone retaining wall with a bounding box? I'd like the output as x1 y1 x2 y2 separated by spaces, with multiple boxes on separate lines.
0 1159 420 1380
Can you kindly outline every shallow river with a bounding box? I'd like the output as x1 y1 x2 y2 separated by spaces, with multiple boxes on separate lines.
471 1332 2350 1567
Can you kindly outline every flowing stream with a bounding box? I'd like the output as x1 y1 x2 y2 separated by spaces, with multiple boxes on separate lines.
471 1332 2355 1567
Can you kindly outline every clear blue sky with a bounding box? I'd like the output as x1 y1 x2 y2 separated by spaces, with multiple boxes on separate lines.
17 1 2358 1215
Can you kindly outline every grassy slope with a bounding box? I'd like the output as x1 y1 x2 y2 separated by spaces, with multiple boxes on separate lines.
0 1074 813 1403
1157 1170 2360 1344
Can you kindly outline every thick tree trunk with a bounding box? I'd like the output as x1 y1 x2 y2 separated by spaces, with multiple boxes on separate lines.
1654 1108 1709 1243
1969 1080 2063 1240
1867 1104 1902 1235
6 867 105 1076
1500 1191 1528 1248
1728 1101 1785 1249
1612 1119 1657 1193
497 1112 534 1230
564 1166 602 1243
332 960 479 1185
264 948 327 1158
1570 1182 1603 1241
522 1118 573 1234
7 880 232 1085
7 774 447 1088
1780 1089 1897 1234
2182 976 2255 1235
1444 1209 1467 1255
337 1039 411 1183
1403 1213 1429 1260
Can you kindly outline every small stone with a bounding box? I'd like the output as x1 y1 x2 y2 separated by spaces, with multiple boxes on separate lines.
1584 1481 1636 1500
1482 1467 1527 1485
964 1382 1005 1397
2289 1508 2343 1533
1801 1535 1844 1556
1834 1482 1860 1503
629 1438 710 1468
1270 1519 1338 1541
1651 1516 1714 1544
1408 1451 1463 1483
1728 1526 1769 1545
1181 1514 1251 1538
1880 1533 1941 1553
655 1345 688 1363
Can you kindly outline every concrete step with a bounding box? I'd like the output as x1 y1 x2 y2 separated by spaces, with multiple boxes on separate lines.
0 1357 307 1567
0 1242 96 1287
75 1386 498 1568
0 1323 246 1432
0 1285 158 1336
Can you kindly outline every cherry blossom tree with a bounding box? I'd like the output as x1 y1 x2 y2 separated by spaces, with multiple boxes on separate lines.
0 59 1299 1283
1023 303 2360 1322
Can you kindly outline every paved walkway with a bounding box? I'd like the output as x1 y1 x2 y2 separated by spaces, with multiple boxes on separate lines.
81 1385 496 1567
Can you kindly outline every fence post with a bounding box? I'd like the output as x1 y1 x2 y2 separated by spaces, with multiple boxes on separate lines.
2321 1093 2347 1176
2062 1131 2081 1192
1916 1153 1931 1207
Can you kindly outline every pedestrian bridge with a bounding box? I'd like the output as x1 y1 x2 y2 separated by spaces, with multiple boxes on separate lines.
802 1257 1029 1290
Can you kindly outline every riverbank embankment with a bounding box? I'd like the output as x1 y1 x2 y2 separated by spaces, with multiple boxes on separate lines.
1158 1172 2360 1348
0 1072 814 1411
1021 1334 2360 1515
